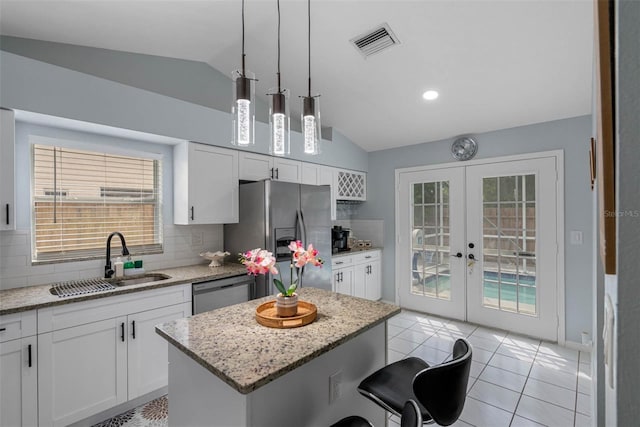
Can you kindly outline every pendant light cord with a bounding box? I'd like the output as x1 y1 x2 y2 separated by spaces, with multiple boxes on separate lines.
241 0 246 76
307 0 311 97
277 0 281 93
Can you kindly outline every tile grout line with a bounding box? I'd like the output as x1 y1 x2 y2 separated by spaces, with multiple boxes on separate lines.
507 335 541 427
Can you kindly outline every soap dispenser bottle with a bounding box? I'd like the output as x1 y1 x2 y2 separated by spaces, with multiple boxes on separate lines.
114 257 124 278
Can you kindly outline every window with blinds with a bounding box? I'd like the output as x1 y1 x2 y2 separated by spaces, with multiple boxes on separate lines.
32 144 163 262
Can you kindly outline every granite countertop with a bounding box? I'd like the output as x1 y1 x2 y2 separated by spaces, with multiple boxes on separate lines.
0 263 248 315
155 287 400 394
331 247 383 258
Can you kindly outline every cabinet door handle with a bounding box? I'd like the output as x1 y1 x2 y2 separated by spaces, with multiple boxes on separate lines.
275 168 279 180
190 206 195 221
335 261 344 265
28 344 32 367
5 203 8 225
132 320 136 339
365 255 372 259
0 327 6 332
121 322 125 342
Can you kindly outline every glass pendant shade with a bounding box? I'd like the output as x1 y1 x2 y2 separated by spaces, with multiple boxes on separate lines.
269 89 290 156
302 96 321 155
231 70 256 146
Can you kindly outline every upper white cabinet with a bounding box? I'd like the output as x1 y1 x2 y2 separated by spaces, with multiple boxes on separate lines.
174 142 239 224
239 152 273 181
319 165 337 221
336 169 367 201
272 158 301 183
0 311 38 427
0 108 16 230
301 163 321 185
238 152 302 183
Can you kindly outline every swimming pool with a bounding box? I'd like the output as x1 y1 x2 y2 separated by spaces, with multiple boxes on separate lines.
414 270 537 308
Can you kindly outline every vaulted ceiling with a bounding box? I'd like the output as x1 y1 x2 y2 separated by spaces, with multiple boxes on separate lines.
0 0 593 151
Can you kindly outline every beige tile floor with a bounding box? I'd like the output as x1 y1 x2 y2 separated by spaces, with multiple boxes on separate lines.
386 310 592 427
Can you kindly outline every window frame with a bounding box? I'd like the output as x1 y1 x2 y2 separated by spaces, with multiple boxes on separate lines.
29 135 164 264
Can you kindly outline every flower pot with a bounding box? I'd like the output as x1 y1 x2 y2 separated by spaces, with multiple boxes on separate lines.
275 293 299 317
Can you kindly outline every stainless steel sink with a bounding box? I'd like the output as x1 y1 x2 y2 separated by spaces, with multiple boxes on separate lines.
50 273 172 297
111 273 171 287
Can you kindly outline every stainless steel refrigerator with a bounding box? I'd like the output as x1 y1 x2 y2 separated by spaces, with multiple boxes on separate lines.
224 180 333 298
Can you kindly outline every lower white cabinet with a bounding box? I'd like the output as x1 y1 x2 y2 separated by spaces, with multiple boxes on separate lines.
0 310 38 427
127 304 190 399
38 317 128 426
37 284 191 427
331 250 381 301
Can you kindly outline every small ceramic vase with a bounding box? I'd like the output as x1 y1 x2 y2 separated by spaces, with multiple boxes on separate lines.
275 293 299 317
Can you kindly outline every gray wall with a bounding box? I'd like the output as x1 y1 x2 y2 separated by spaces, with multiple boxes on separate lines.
614 0 640 423
0 47 368 171
0 35 261 120
359 116 593 343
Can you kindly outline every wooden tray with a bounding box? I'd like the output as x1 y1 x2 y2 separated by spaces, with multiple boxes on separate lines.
255 300 317 329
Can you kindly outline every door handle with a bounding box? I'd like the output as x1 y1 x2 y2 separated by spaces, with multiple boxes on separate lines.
270 168 274 179
132 320 136 339
190 206 194 221
275 168 279 179
121 322 125 342
468 254 475 260
5 203 8 225
28 344 32 368
454 252 463 258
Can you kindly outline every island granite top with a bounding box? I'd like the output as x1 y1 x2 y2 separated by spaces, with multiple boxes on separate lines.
155 287 400 394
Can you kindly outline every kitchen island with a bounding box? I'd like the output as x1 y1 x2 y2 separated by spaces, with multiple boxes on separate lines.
155 287 400 427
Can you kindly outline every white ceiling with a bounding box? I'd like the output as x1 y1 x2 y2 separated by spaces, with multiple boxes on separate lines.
0 0 594 152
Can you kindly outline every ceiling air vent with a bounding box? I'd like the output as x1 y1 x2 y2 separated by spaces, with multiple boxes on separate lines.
350 23 400 58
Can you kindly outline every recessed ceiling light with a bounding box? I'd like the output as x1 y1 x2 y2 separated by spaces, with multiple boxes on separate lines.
422 90 439 101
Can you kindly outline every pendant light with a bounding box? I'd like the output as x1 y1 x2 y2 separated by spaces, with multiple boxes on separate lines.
268 0 290 156
301 0 321 155
231 0 256 147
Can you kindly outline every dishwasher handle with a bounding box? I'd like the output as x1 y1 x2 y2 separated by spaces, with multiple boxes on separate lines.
192 276 255 293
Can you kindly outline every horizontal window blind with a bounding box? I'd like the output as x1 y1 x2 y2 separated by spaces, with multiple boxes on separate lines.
32 144 163 262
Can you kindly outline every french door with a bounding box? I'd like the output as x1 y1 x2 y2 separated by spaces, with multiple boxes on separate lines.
397 155 560 341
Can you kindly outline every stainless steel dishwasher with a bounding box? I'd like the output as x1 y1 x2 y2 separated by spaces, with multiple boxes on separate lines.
192 274 255 314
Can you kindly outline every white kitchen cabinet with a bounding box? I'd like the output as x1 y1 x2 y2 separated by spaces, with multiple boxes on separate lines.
174 141 239 224
332 255 353 296
38 284 191 426
319 165 337 220
0 310 38 427
127 303 190 399
335 169 367 201
0 108 15 230
239 152 273 181
273 158 301 183
353 251 381 301
38 316 128 427
301 163 320 185
331 250 381 301
238 152 301 183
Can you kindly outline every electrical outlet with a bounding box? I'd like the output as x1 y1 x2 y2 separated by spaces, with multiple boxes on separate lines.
329 371 343 404
191 230 204 247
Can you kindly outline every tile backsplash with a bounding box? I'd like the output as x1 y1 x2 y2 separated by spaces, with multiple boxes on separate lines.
0 225 224 290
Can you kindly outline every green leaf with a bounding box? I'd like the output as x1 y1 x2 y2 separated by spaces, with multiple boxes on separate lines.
287 282 298 296
273 279 287 295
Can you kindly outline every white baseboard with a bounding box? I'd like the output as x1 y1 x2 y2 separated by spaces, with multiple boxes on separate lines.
565 340 593 353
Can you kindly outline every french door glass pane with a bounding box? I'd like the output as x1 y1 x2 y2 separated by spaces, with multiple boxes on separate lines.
481 174 537 314
411 181 451 300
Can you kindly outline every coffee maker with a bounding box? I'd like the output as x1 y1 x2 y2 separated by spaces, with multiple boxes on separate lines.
332 226 350 253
